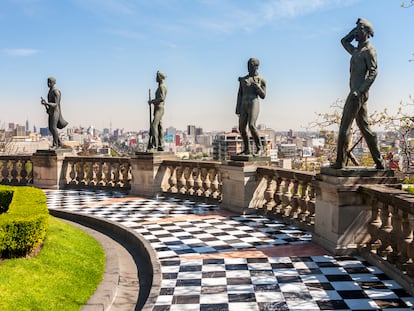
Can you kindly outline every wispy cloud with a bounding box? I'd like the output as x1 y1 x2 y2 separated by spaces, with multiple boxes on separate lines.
3 48 40 56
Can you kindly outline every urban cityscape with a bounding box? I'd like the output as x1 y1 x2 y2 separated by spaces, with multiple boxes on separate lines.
0 118 406 173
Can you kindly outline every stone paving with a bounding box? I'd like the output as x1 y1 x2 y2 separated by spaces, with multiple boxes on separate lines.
46 190 414 311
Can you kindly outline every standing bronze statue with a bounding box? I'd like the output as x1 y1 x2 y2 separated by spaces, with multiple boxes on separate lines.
148 71 167 151
236 58 266 156
331 18 384 169
41 77 68 149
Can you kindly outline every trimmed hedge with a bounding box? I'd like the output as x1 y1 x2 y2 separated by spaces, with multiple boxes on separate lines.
0 185 49 258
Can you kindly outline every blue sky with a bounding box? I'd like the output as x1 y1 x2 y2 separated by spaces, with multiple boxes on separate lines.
0 0 413 133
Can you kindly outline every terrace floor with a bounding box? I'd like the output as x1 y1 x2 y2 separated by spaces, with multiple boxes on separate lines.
46 189 414 311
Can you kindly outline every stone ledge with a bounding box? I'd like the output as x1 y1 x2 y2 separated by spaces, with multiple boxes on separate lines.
49 209 161 311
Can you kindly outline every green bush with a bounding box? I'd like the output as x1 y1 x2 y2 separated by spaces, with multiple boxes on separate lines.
0 185 49 258
0 190 13 214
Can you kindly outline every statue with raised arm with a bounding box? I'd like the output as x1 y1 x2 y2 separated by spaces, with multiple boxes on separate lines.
331 18 384 169
236 57 266 156
148 71 167 151
40 77 68 149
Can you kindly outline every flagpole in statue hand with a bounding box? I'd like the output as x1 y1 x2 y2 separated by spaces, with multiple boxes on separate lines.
147 88 153 151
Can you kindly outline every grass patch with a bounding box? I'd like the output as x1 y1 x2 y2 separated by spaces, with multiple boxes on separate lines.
0 216 105 311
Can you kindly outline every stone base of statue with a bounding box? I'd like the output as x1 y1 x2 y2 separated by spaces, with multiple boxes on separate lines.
130 152 177 197
32 149 59 189
221 157 270 214
312 166 397 255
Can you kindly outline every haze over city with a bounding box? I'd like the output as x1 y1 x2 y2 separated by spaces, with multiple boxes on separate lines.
0 0 413 133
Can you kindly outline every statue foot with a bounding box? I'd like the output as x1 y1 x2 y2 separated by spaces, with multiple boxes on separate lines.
157 147 164 152
238 150 251 155
330 162 343 169
375 162 385 170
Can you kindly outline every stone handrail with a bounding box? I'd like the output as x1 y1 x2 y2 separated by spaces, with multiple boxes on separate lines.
0 155 33 185
359 184 414 278
160 160 222 201
256 167 316 230
60 156 132 190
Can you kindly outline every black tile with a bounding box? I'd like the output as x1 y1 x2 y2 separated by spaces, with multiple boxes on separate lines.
271 263 294 269
162 273 178 279
176 279 201 286
227 277 252 285
200 303 229 311
277 275 302 283
258 301 289 311
247 258 269 263
317 300 349 310
201 285 227 294
305 282 334 291
159 287 174 295
225 264 248 270
203 258 225 265
325 274 353 282
283 291 313 300
228 293 256 302
374 298 408 309
344 266 370 274
254 284 280 292
357 281 387 289
202 271 226 278
338 290 368 299
153 305 171 311
179 265 202 272
172 295 200 304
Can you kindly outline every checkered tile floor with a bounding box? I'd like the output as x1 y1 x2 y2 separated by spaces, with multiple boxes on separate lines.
46 190 414 310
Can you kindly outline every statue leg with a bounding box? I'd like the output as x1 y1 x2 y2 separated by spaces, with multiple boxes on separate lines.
151 110 160 149
157 107 164 151
332 94 357 168
238 109 250 154
248 100 262 155
356 101 384 169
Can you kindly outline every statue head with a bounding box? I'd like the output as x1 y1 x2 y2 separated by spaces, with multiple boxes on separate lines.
356 18 374 39
47 76 56 88
156 71 166 82
247 58 260 75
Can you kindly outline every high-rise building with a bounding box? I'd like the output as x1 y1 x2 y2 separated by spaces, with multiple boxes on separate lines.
187 125 196 136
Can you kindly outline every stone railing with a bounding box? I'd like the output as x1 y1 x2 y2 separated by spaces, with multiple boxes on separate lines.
0 155 33 185
60 156 132 191
256 167 316 230
359 184 414 278
160 160 222 201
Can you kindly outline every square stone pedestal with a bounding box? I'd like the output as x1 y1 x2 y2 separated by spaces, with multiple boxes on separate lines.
221 157 270 214
32 149 59 189
130 152 177 197
312 167 397 255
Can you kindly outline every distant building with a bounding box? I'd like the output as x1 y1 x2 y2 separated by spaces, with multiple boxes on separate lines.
187 125 196 136
40 127 50 137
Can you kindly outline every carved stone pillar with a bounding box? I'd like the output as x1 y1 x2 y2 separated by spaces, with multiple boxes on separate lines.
32 149 61 189
220 157 270 214
313 167 397 255
130 152 177 197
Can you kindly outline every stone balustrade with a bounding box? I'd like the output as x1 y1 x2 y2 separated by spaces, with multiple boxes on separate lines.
256 167 316 229
0 155 33 185
60 156 132 190
160 160 222 201
360 184 414 278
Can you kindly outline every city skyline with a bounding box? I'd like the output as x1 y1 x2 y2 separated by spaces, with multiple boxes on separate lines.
0 0 413 133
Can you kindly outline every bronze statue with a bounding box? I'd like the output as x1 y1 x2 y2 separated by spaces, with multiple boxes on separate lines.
41 77 68 148
236 58 266 156
331 18 384 169
148 71 167 151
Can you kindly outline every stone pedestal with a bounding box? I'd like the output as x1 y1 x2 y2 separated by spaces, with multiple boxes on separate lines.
221 157 270 214
130 152 177 197
312 167 397 255
32 149 59 189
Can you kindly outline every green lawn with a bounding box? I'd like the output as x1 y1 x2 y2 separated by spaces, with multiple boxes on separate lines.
0 216 105 311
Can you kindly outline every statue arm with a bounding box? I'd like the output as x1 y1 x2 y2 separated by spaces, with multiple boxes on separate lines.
341 29 356 55
150 85 167 105
358 49 377 94
256 78 266 99
236 82 242 114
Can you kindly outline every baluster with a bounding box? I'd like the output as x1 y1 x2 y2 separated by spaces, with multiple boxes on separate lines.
187 168 195 195
281 178 292 217
195 169 204 196
168 166 178 193
211 170 220 200
298 181 310 222
307 183 316 225
179 167 187 194
388 206 402 264
367 197 382 253
203 169 212 198
272 177 283 215
263 174 276 212
68 160 76 185
122 162 131 189
378 203 393 259
87 161 94 186
290 179 300 218
105 162 112 186
397 210 412 272
76 160 85 185
113 162 120 187
20 159 28 185
10 160 19 184
96 162 104 185
406 217 414 277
